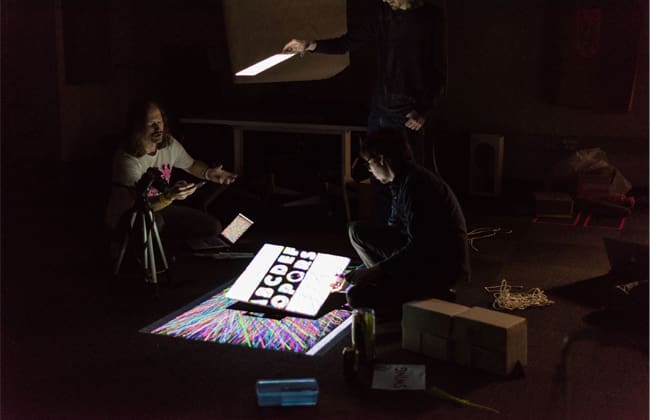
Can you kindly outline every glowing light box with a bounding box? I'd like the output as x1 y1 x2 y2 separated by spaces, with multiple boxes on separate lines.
236 53 296 76
143 286 352 355
142 244 354 355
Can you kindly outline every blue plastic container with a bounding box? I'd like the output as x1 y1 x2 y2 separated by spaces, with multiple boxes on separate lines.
256 378 319 407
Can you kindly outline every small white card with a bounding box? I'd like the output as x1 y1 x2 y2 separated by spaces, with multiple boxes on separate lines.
371 364 426 391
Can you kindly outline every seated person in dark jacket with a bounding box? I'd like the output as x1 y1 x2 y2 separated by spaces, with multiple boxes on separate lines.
331 128 469 318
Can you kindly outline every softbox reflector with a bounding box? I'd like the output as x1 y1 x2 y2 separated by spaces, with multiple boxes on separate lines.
222 0 349 83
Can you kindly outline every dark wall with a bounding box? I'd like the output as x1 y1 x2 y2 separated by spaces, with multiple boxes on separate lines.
439 0 648 137
442 0 648 188
2 0 61 162
2 0 647 187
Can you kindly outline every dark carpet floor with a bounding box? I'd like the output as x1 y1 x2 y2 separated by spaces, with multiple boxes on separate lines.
2 161 648 420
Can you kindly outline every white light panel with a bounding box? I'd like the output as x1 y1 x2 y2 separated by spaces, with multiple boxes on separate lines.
235 53 296 76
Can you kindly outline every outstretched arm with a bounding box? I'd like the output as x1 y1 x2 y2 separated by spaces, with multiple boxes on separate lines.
282 35 353 55
186 160 238 185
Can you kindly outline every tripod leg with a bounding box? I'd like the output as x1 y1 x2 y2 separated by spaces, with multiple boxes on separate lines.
147 210 168 270
113 210 138 276
141 212 149 272
147 228 158 284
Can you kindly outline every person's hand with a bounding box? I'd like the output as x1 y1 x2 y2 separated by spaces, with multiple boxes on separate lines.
404 111 426 131
205 165 238 185
282 39 315 55
330 274 349 293
344 266 379 287
167 180 197 201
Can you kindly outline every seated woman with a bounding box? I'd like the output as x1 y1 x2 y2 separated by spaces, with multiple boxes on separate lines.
105 99 237 257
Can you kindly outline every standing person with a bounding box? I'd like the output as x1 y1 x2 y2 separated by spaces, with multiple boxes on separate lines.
283 0 447 171
330 128 469 319
105 100 237 254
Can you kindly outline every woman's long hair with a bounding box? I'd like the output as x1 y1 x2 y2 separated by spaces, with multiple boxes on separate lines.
123 100 173 157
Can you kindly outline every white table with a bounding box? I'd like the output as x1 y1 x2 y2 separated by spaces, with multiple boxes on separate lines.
179 118 367 221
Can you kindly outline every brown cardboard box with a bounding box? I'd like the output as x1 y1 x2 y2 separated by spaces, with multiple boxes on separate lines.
402 299 470 360
534 192 574 218
452 306 527 375
577 174 612 199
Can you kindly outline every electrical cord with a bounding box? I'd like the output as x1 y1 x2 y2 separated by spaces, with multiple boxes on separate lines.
467 227 512 252
485 279 555 311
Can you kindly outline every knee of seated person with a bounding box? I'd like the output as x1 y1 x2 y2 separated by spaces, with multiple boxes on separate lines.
204 217 222 236
347 220 369 244
347 220 362 237
181 215 221 239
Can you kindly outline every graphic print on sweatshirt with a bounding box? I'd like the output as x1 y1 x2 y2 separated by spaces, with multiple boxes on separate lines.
147 163 173 197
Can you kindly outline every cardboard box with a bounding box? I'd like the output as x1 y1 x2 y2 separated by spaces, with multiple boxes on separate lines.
577 174 612 199
452 306 527 375
402 299 470 361
534 192 574 218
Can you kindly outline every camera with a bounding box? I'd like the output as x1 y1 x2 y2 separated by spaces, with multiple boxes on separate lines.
135 167 169 196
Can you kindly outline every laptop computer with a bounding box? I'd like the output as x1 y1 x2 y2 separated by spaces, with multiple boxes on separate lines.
187 213 254 251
